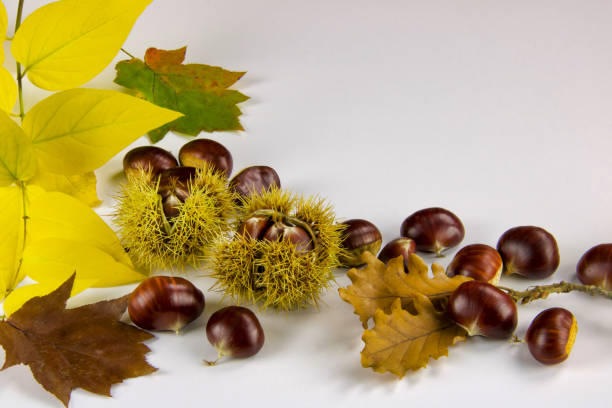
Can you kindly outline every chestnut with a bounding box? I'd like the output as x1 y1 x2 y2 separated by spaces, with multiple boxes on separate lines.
237 216 272 240
179 138 233 176
263 221 314 253
576 244 612 290
123 146 178 180
447 281 517 339
229 166 281 200
377 237 416 271
526 307 577 365
497 226 560 279
400 207 465 256
157 167 197 219
128 276 205 333
446 244 503 285
205 306 265 365
338 219 382 267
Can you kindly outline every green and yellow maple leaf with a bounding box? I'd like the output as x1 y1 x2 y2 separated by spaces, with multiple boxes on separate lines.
114 46 249 143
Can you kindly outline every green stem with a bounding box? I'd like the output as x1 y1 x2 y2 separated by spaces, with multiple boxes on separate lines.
120 48 137 59
15 0 25 122
499 281 612 305
10 182 29 291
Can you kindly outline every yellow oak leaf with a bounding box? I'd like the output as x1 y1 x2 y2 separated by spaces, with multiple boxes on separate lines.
339 251 470 328
11 0 152 90
0 111 37 186
30 165 101 207
0 67 17 113
361 297 467 377
22 88 182 176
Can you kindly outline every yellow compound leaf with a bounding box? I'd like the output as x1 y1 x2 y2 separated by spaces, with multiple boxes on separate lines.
0 67 17 113
0 1 7 63
0 111 37 186
339 252 471 328
11 0 152 91
361 297 467 377
2 277 97 317
23 88 182 176
30 165 101 207
0 186 24 300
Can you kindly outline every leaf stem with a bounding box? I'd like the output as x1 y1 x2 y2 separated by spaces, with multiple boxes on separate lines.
11 182 29 290
120 48 137 59
498 281 612 305
15 0 25 122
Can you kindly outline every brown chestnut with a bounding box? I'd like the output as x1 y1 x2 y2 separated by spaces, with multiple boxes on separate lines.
237 216 272 240
447 281 517 339
205 306 265 365
576 244 612 290
229 166 281 200
497 226 560 279
447 244 503 285
123 146 178 180
339 219 382 267
526 307 577 365
157 167 197 219
400 207 465 256
263 221 314 253
179 139 233 176
377 237 416 271
128 276 205 333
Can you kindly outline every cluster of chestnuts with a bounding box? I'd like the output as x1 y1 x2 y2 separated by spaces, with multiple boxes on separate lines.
115 138 280 270
338 206 612 365
128 275 264 364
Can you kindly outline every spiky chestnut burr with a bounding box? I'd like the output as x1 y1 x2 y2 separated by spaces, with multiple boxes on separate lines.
114 164 235 271
210 187 345 311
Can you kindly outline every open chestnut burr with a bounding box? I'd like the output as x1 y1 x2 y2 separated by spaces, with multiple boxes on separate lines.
157 167 197 219
400 207 465 256
497 226 560 279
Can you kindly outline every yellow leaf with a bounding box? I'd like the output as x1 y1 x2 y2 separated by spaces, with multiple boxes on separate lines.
11 0 152 90
0 1 7 63
23 88 182 175
0 111 37 185
361 297 467 377
2 277 97 317
21 238 143 287
0 186 24 299
26 185 133 268
339 252 471 328
30 164 101 207
0 66 17 113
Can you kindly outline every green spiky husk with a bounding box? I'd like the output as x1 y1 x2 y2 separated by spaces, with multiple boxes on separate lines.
114 167 235 272
210 187 345 311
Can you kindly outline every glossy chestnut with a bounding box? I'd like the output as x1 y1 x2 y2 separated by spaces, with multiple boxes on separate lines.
400 207 465 256
205 306 265 365
157 167 197 219
123 146 178 180
179 139 233 176
377 237 416 271
526 307 577 365
339 219 382 267
128 276 205 333
576 244 612 290
237 216 272 240
447 281 517 339
229 166 281 200
263 221 314 253
446 244 503 285
497 226 560 279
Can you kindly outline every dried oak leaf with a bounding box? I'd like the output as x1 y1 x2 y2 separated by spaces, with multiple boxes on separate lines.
0 274 156 406
361 296 467 377
339 251 470 328
114 46 248 143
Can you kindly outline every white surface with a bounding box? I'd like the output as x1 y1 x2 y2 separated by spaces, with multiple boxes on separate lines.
2 0 612 407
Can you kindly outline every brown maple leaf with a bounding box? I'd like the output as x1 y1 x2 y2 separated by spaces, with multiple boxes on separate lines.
339 251 471 328
0 274 156 406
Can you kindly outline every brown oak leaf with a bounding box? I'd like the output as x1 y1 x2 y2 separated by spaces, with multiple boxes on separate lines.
339 251 471 328
0 274 156 406
361 296 467 377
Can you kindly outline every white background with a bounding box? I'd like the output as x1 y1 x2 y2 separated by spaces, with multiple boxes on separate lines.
2 0 612 407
